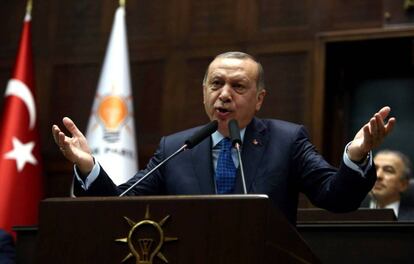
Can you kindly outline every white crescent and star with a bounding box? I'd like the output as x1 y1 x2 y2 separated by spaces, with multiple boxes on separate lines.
5 78 36 130
4 137 37 172
3 78 37 171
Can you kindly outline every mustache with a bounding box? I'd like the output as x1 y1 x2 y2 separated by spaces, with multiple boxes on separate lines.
373 182 385 188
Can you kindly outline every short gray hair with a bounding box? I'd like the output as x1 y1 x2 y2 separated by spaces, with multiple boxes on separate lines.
376 150 413 180
202 51 265 91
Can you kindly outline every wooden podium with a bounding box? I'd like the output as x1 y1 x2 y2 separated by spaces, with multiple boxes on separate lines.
36 195 320 264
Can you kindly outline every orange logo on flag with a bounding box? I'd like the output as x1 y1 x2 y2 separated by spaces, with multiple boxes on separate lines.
96 94 130 143
98 95 128 131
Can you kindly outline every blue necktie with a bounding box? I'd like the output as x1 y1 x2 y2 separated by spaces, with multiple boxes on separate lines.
215 138 237 194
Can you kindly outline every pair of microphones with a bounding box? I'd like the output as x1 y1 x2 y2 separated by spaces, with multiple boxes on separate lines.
119 119 247 196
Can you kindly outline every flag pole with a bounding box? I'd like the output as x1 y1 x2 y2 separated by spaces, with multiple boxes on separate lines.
119 0 125 7
26 0 33 16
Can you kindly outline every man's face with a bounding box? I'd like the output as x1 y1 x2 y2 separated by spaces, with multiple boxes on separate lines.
372 153 409 204
203 57 266 136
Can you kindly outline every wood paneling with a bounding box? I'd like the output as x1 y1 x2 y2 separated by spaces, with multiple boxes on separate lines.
127 0 174 52
54 2 105 57
183 0 246 46
181 57 211 128
257 51 309 124
327 0 383 30
188 1 237 36
0 1 25 59
49 64 99 133
131 60 165 165
259 0 309 29
250 0 315 42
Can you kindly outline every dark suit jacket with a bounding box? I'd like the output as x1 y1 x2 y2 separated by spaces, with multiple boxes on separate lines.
399 183 414 220
75 117 376 224
0 229 15 264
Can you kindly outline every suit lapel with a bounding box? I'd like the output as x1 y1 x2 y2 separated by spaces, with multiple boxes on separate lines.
234 118 268 193
191 137 216 194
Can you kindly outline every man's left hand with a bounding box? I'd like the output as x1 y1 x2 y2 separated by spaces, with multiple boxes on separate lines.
347 106 396 162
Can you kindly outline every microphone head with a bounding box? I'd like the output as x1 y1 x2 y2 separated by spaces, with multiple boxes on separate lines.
228 119 242 147
185 120 218 149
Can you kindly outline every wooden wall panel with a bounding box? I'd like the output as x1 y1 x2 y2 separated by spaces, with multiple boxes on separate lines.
0 1 25 59
129 0 171 40
183 0 246 46
189 1 237 35
259 0 309 29
327 0 383 30
257 51 309 125
51 2 108 60
251 0 315 42
130 60 165 166
127 0 174 52
48 64 99 135
180 57 211 129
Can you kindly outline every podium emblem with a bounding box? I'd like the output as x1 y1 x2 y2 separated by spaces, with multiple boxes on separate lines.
116 205 178 264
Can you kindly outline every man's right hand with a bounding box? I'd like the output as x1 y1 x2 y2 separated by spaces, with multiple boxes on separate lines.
52 117 94 175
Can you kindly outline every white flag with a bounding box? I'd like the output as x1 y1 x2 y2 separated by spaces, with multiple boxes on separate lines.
85 6 138 185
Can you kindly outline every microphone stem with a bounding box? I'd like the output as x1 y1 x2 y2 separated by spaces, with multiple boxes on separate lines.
119 144 187 197
235 143 247 194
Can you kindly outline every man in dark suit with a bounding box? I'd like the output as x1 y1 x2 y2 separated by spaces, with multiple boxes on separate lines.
361 150 414 220
0 229 15 264
52 51 395 224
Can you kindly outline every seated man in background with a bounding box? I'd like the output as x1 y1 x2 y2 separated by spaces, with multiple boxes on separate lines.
362 150 414 220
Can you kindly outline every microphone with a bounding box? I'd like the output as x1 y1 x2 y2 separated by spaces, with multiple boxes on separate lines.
228 119 247 194
228 119 242 147
185 120 218 148
119 120 218 197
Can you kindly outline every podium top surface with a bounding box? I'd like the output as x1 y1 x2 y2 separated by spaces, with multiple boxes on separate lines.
42 194 269 203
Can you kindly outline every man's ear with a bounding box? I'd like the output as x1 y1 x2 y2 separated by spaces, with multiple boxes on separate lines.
255 89 266 111
202 85 207 104
399 179 410 193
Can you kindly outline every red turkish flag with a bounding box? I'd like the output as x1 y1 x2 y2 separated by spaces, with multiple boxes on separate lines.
0 12 43 239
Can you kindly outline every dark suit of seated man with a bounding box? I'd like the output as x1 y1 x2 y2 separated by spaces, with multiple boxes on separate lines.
52 51 396 225
0 229 15 264
361 150 414 220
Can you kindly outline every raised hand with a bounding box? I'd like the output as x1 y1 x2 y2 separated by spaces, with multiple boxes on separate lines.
52 117 94 174
347 106 396 162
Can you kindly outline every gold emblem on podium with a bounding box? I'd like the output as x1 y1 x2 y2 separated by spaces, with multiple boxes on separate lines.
116 205 178 264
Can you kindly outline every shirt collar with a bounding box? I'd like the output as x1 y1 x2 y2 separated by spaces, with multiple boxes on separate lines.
369 199 400 217
211 128 246 148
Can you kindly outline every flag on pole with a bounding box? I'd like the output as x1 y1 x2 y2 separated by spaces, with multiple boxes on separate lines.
0 1 43 239
85 4 138 185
